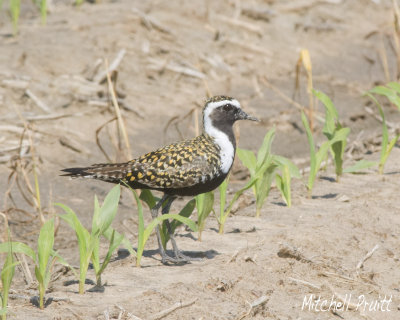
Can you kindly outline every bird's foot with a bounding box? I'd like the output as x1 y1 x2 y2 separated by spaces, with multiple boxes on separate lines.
159 249 202 265
160 251 189 265
173 248 202 262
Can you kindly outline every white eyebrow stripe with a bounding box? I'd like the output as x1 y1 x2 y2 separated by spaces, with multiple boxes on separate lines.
206 99 241 111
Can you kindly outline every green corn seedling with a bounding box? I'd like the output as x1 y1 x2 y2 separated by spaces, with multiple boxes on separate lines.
1 0 48 34
314 90 350 181
273 155 301 207
237 129 300 213
0 219 71 309
57 185 133 293
369 82 400 111
366 91 400 174
301 111 350 197
130 188 197 267
0 235 19 319
237 128 276 217
195 191 214 241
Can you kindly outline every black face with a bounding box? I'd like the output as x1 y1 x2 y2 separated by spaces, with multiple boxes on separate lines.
211 103 258 125
212 103 239 124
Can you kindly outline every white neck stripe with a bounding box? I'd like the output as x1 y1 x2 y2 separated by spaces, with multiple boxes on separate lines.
202 98 240 174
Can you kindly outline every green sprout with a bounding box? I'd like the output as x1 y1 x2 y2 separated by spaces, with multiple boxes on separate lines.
365 89 400 174
314 90 350 181
195 191 214 241
369 82 400 111
237 129 300 213
0 234 19 319
301 110 350 197
0 219 71 309
57 185 133 293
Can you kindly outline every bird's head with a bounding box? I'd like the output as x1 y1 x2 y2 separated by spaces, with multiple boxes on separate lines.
202 96 258 135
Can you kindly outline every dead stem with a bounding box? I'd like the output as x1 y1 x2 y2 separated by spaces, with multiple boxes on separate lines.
105 59 132 160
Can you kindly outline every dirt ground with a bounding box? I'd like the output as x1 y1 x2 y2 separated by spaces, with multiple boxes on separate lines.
1 0 400 319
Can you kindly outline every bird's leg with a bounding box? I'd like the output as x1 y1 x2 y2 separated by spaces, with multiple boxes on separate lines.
161 196 201 262
150 194 178 264
151 194 183 264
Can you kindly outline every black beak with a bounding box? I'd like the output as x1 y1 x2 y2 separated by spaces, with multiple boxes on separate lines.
236 109 259 122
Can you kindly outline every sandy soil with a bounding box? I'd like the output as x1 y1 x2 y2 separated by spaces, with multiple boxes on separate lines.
1 0 400 319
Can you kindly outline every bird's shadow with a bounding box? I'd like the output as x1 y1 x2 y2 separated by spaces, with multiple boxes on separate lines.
141 248 219 266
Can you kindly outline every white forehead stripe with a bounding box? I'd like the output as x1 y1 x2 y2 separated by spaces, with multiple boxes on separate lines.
204 99 241 116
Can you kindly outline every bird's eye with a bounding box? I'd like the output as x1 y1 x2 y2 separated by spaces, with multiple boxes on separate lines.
223 104 231 112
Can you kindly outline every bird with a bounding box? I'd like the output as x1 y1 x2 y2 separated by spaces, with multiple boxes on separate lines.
61 95 259 264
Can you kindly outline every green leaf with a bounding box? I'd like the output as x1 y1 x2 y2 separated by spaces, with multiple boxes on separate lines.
57 203 90 264
344 160 378 173
1 238 18 314
0 242 36 262
255 163 277 212
256 128 275 169
196 192 214 237
10 0 20 34
139 189 157 209
272 155 301 179
97 229 124 279
370 85 400 110
301 111 316 193
103 227 135 256
275 164 292 207
37 219 54 280
218 178 228 223
129 188 145 266
237 148 257 176
95 185 120 236
314 89 338 139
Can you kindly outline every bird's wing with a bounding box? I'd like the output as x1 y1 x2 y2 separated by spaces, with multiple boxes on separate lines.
125 135 221 189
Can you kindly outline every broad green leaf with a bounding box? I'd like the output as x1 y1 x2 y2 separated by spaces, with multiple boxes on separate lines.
370 85 400 110
98 229 124 277
130 188 145 261
256 163 277 205
96 185 120 235
380 134 400 172
218 178 228 223
196 192 215 236
314 89 338 139
10 0 20 34
0 242 36 262
344 160 378 173
103 227 135 256
256 128 275 169
275 165 292 207
57 203 90 254
301 111 316 192
139 189 157 209
272 155 301 179
237 148 257 176
92 195 101 233
37 219 54 279
1 239 18 315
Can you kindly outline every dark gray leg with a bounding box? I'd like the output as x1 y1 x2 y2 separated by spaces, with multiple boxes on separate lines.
161 196 201 262
150 194 176 264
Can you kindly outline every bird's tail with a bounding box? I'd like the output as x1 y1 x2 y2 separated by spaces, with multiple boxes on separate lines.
61 163 130 184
